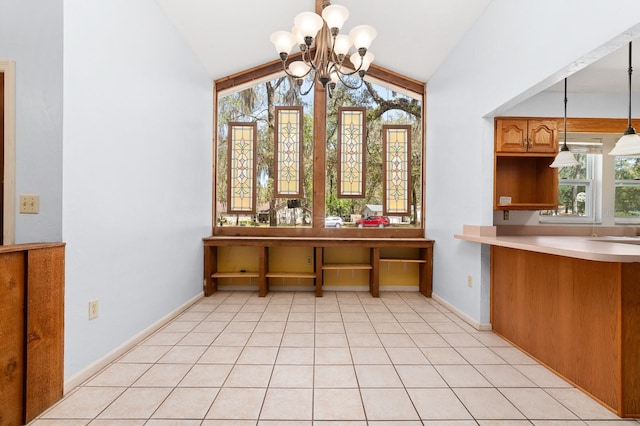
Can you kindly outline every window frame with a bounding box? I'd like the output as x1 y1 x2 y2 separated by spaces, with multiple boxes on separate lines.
539 151 600 224
534 118 639 227
212 59 426 238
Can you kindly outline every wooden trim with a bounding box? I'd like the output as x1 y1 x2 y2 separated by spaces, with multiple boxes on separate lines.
382 125 412 216
495 116 637 134
212 84 218 231
274 106 304 198
1 60 15 245
337 107 366 198
312 75 327 230
370 247 380 297
0 242 65 254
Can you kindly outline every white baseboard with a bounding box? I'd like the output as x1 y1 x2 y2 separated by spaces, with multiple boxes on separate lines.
431 292 492 331
64 292 203 394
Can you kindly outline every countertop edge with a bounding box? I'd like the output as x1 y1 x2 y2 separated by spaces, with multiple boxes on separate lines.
454 232 640 263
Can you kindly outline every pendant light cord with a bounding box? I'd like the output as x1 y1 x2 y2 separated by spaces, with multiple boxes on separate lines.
626 41 636 135
563 78 568 150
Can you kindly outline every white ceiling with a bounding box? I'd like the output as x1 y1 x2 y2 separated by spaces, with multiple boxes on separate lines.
155 0 639 96
546 41 640 94
156 0 492 83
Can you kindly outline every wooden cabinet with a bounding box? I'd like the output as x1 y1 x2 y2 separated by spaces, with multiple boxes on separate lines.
203 237 433 298
494 118 559 210
0 243 65 425
491 246 640 417
496 118 558 153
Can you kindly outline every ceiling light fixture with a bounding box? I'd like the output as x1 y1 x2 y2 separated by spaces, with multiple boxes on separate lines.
270 1 376 96
609 41 640 156
550 78 579 168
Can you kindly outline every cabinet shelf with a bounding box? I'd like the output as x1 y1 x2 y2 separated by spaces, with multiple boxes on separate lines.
380 258 426 263
212 271 259 278
494 120 559 211
322 263 372 270
265 272 316 278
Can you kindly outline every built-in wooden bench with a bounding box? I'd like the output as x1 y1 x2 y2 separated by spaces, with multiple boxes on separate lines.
203 237 434 297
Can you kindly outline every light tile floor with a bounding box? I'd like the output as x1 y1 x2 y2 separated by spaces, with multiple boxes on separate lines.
32 291 640 425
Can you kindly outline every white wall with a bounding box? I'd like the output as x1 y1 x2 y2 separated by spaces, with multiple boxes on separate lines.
426 0 640 325
63 0 212 379
0 0 63 243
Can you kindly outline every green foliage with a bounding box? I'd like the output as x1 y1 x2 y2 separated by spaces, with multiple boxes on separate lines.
614 157 640 217
217 71 423 227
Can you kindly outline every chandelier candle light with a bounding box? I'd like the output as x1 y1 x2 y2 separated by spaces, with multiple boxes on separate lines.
270 1 376 96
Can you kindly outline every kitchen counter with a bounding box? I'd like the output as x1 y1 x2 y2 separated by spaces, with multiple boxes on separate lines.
456 225 640 417
455 225 640 262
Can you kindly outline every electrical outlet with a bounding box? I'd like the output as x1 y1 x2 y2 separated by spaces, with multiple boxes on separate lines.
89 299 99 320
467 275 473 288
306 256 312 264
503 210 509 220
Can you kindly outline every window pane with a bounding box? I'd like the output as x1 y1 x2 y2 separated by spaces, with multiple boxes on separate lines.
326 79 423 227
275 106 303 198
228 123 256 213
614 157 640 219
615 185 640 218
383 125 411 215
337 107 366 198
217 75 314 227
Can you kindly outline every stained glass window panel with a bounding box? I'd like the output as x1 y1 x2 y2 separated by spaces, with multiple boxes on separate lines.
228 122 257 213
338 107 366 198
275 106 303 198
383 125 411 215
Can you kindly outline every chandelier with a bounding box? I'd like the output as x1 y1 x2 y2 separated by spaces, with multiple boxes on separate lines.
270 1 377 96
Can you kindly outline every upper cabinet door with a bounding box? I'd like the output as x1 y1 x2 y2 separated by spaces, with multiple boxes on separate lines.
527 120 558 153
496 119 527 152
496 119 558 153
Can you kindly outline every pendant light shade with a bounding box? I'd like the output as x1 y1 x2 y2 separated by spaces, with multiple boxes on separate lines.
609 41 640 156
550 78 579 168
550 147 579 167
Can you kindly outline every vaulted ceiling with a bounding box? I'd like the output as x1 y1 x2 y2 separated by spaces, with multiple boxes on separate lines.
156 0 492 83
156 0 640 95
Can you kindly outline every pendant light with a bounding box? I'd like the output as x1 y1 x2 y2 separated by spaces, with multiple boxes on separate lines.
550 78 579 167
609 41 640 156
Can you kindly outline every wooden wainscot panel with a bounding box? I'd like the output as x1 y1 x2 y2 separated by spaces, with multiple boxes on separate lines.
25 246 65 423
0 252 26 426
490 245 639 417
621 262 640 417
570 258 620 411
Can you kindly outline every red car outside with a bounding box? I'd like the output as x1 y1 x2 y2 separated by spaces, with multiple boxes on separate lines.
355 215 390 228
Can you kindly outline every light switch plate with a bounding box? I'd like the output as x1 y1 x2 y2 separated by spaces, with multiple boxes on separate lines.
19 194 39 214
